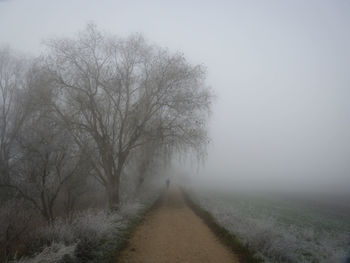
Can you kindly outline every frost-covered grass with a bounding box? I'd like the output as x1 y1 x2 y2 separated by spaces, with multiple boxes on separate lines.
15 243 76 263
188 188 350 263
14 189 161 263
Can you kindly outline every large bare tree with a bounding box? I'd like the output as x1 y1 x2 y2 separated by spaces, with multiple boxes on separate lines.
45 24 212 209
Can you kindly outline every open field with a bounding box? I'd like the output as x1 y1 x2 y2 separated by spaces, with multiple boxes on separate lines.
189 187 350 263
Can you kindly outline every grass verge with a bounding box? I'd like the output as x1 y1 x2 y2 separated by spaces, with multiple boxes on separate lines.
181 188 263 263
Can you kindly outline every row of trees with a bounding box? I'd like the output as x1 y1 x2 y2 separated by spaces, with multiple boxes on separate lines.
0 24 212 252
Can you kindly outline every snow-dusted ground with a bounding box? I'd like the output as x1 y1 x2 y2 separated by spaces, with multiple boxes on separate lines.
15 205 141 263
188 188 350 263
15 187 162 263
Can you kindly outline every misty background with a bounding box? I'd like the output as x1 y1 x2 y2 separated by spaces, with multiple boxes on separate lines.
1 0 350 194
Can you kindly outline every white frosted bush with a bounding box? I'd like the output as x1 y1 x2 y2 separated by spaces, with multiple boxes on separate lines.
16 243 75 263
38 209 128 244
120 202 143 220
16 184 162 263
72 209 125 242
38 219 76 244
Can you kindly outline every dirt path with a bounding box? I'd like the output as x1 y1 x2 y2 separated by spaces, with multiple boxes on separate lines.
118 186 239 263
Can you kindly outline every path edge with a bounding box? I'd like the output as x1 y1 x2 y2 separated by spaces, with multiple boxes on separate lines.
181 188 263 263
112 191 165 263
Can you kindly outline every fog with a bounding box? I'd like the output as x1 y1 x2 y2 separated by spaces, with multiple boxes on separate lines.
1 0 350 194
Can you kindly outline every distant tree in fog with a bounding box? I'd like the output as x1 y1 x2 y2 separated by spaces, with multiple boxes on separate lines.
0 47 30 188
0 58 91 224
16 109 88 224
44 24 212 209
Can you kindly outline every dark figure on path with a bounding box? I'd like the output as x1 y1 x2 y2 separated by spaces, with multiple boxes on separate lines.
166 179 170 189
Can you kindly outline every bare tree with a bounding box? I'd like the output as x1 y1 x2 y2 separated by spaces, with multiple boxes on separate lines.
16 111 86 224
0 199 33 262
0 47 30 188
44 24 212 209
0 60 90 224
61 167 91 221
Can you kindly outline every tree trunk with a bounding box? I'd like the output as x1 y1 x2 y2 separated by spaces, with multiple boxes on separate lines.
106 176 120 210
106 153 127 210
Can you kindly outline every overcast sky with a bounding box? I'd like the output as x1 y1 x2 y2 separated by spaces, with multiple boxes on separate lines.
1 0 350 193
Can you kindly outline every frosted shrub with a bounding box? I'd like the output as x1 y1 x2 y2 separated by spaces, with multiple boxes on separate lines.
119 202 144 220
15 183 162 263
37 209 126 245
72 209 125 243
16 243 76 263
19 209 128 263
38 220 76 245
